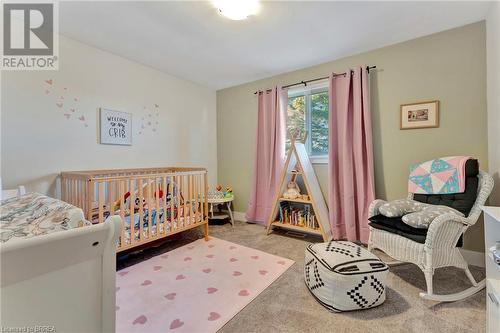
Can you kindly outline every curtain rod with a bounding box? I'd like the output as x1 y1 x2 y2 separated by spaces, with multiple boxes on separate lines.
254 65 376 95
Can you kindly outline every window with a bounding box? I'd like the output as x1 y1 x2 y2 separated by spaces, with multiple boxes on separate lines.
286 82 329 163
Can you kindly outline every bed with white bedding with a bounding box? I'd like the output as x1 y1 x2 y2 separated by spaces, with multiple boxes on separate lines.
1 192 121 332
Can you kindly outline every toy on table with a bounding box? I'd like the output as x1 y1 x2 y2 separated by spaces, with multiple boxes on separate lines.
223 187 233 199
208 185 233 200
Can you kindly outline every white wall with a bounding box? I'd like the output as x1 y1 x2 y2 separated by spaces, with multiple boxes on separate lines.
487 2 500 205
1 35 217 196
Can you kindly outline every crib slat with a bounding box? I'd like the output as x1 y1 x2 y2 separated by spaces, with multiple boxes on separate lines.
138 178 144 244
176 175 181 230
61 178 66 202
147 178 152 239
162 176 167 235
188 175 193 225
204 172 208 239
155 178 160 236
98 182 104 223
183 175 187 227
129 179 135 245
170 176 174 232
119 180 125 247
108 182 113 215
194 175 198 224
87 180 94 222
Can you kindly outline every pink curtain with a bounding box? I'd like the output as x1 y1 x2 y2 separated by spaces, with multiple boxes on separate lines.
328 67 375 243
246 87 287 224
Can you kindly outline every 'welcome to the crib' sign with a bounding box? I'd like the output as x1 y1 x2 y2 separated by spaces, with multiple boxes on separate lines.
100 108 132 145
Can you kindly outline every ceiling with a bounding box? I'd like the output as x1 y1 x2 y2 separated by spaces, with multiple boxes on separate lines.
60 1 491 90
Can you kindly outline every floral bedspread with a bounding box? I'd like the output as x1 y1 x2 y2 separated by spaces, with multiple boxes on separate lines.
0 193 90 244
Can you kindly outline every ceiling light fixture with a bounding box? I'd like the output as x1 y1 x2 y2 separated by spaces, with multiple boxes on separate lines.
212 0 260 20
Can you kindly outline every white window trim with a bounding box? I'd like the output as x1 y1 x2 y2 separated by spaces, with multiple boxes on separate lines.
288 80 329 164
309 155 329 164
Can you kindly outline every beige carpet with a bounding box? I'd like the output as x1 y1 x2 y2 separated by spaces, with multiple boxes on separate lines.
118 220 486 333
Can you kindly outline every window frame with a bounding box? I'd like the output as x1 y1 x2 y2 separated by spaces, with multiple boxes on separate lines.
287 81 329 164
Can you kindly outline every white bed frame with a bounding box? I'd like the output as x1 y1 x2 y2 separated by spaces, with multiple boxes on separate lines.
1 216 122 332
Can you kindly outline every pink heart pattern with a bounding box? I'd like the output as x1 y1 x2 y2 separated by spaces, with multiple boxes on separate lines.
238 289 250 297
169 319 184 330
207 312 220 321
116 238 294 332
56 102 63 108
207 287 218 294
165 293 176 300
45 79 53 85
132 315 147 325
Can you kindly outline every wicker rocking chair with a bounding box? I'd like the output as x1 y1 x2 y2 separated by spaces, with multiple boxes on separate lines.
367 166 494 302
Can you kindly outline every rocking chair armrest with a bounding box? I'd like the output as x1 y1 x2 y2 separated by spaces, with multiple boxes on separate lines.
368 199 387 218
424 213 470 249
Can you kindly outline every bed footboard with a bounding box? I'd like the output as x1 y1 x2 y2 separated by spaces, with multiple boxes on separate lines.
0 216 122 333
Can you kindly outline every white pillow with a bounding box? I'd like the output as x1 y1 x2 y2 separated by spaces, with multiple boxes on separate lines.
379 199 426 217
402 205 464 229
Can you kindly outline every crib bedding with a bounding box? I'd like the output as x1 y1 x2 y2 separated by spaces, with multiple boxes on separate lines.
0 193 89 244
91 204 202 245
122 210 202 245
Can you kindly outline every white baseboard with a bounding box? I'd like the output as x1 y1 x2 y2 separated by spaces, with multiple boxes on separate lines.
233 211 247 222
460 249 485 268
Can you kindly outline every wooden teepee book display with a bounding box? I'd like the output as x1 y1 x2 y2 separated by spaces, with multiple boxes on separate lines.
266 133 332 241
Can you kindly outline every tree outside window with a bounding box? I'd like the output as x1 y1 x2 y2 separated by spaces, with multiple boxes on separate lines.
286 84 329 161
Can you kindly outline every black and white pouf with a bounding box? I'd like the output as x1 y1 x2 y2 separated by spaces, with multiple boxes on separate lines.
304 241 388 312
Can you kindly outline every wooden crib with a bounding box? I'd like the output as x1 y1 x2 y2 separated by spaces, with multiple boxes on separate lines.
61 167 208 252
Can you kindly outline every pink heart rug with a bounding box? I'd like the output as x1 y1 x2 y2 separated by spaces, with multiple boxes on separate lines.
116 237 294 332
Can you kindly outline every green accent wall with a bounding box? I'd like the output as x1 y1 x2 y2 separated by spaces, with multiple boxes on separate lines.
217 22 488 252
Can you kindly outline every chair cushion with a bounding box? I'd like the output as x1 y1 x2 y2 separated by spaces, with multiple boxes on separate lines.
412 159 479 216
368 214 463 247
378 199 425 217
402 205 464 229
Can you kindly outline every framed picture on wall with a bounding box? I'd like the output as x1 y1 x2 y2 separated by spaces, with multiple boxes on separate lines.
100 108 132 145
400 100 439 130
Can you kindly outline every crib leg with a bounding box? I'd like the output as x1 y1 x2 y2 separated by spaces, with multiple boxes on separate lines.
204 221 209 241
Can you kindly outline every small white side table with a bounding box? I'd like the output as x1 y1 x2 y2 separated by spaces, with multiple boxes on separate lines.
207 196 234 227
